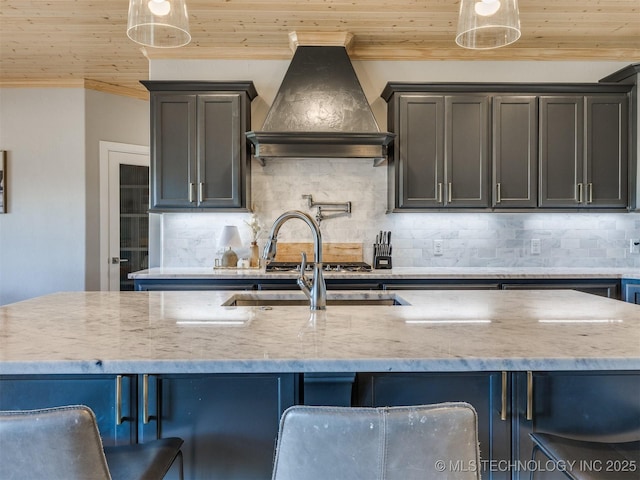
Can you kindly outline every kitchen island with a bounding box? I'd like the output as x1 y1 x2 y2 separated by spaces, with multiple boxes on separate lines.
1 289 639 480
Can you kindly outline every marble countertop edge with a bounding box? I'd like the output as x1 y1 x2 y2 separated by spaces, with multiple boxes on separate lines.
2 358 638 376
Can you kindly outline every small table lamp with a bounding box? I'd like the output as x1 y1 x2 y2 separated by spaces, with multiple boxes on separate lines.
218 225 242 267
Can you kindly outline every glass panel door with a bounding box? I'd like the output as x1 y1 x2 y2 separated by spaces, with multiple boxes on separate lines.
119 165 149 290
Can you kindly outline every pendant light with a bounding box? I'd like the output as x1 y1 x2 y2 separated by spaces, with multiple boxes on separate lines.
127 0 191 48
456 0 521 50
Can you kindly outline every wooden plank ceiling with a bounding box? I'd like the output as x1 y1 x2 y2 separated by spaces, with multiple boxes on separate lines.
1 0 638 99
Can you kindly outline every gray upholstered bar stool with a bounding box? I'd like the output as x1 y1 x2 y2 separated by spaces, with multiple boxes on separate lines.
271 402 481 480
0 405 184 480
530 432 640 480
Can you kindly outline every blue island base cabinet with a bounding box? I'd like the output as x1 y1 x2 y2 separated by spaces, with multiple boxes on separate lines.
512 371 640 480
1 371 639 479
0 373 297 480
138 374 297 480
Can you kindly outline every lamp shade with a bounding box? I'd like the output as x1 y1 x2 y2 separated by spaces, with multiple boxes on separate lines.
217 225 242 250
127 0 191 48
456 0 521 50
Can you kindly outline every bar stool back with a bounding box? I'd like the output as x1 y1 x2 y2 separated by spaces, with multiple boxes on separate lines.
271 402 481 480
0 405 184 480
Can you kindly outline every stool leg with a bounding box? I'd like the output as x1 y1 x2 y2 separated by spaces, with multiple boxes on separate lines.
177 450 184 480
530 444 540 480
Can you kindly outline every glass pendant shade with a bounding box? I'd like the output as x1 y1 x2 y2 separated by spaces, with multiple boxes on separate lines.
456 0 521 49
127 0 191 48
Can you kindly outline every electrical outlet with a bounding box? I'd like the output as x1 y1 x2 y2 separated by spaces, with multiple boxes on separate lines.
531 239 541 255
630 239 640 254
433 239 444 256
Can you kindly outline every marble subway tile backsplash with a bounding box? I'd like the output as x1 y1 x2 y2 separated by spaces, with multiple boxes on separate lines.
159 158 640 269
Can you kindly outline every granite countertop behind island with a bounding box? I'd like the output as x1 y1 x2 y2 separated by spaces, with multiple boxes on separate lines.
129 266 640 281
1 289 639 375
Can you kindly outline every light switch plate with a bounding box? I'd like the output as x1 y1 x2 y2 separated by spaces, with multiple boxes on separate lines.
630 239 640 254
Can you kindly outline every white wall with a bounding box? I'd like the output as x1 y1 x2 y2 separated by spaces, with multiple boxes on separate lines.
0 88 149 305
0 88 86 305
150 59 640 270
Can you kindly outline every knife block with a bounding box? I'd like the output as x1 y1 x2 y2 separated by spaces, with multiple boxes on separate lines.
374 255 392 269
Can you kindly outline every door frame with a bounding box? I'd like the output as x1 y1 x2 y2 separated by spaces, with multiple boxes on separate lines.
99 141 150 291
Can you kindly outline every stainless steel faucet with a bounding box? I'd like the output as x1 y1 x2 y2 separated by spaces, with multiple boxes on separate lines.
263 210 327 310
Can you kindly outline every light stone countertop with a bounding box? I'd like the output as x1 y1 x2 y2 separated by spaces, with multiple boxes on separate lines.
1 290 639 375
129 267 640 280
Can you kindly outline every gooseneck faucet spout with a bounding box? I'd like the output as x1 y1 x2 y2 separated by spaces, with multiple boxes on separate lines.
263 210 327 310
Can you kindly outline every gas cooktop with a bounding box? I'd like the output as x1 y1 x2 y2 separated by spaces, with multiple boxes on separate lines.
265 261 372 273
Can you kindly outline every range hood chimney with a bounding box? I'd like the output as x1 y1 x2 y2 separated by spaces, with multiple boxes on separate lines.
246 32 395 166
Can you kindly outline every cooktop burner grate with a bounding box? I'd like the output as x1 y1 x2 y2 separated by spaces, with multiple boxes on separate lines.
265 261 372 272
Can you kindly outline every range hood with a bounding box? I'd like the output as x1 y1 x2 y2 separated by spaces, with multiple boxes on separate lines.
246 35 394 166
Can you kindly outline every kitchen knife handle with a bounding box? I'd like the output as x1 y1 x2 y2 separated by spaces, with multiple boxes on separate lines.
437 183 443 204
448 183 452 203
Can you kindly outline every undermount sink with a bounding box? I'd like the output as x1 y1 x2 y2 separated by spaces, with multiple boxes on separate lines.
222 292 410 307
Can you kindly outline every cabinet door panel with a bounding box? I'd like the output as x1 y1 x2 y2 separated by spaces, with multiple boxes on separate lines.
0 375 136 446
539 96 584 207
513 371 640 480
151 95 197 209
622 281 640 304
198 94 243 208
446 96 490 207
398 95 444 208
493 96 538 207
586 95 628 207
355 372 510 480
140 374 297 480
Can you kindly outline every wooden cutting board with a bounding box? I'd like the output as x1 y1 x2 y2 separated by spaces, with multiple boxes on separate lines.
274 243 363 263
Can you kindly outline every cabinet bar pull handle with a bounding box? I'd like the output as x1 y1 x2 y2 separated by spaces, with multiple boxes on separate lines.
526 371 533 421
437 183 443 204
577 183 583 203
588 183 593 204
198 182 204 203
116 375 123 425
496 183 502 204
448 182 452 203
143 373 150 424
500 371 508 421
188 183 195 203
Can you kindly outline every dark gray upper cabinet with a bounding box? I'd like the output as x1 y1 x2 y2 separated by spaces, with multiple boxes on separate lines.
142 81 257 212
446 96 491 207
586 95 629 207
492 96 538 208
539 94 628 208
383 83 632 211
388 92 489 209
396 94 443 208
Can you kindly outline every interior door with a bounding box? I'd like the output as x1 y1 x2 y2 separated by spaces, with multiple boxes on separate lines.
108 154 150 291
99 142 150 291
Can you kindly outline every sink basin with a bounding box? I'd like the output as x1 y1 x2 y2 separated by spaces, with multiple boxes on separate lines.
223 292 409 307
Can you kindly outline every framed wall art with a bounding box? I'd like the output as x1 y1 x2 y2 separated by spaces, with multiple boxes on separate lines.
0 150 6 214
